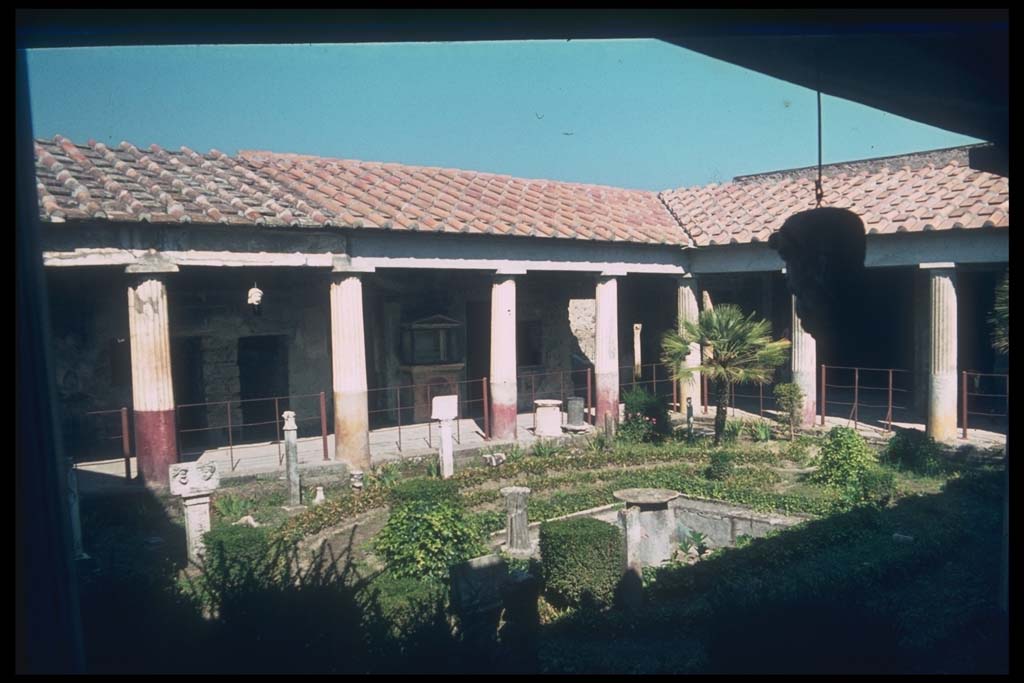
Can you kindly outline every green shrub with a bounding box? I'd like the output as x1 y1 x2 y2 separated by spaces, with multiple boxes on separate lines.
706 450 736 480
203 525 282 588
882 430 944 475
773 383 805 440
371 462 404 489
619 388 670 443
373 500 485 579
213 494 253 522
530 439 561 458
388 478 460 509
539 517 625 609
852 465 897 507
746 420 773 442
813 426 878 491
721 419 743 444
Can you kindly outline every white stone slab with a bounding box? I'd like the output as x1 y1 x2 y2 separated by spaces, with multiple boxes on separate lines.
169 461 220 497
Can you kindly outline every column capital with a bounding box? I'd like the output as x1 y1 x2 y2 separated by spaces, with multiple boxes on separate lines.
918 261 956 270
125 250 179 274
332 254 376 273
494 267 527 276
599 269 627 279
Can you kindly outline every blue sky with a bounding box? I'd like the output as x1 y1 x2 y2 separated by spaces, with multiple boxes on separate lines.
26 40 980 191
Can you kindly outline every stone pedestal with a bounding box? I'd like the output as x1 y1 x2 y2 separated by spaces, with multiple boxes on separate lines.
595 274 620 434
533 399 563 437
926 265 958 441
490 272 520 441
283 411 300 507
614 488 681 569
330 269 371 470
169 461 220 565
127 268 179 487
433 394 458 479
676 275 701 410
791 295 817 426
500 486 533 558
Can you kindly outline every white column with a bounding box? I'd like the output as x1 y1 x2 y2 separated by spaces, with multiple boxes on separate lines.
676 275 701 411
791 295 817 426
490 271 521 440
330 269 371 470
595 273 621 432
925 263 958 441
126 262 179 487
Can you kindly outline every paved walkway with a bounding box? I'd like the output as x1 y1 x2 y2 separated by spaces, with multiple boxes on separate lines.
73 405 1004 494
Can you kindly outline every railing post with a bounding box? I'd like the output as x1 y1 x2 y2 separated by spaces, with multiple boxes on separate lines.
730 383 736 417
275 397 282 465
702 373 708 415
396 386 403 451
820 365 826 426
887 369 894 431
853 368 859 429
672 369 678 412
482 377 490 440
226 401 234 471
320 391 329 461
120 406 131 481
962 371 968 439
759 383 764 418
586 367 593 425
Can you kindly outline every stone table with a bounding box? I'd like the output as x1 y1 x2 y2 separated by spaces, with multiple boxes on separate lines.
533 399 563 437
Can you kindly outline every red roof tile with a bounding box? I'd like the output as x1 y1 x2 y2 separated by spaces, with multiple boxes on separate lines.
660 157 1008 246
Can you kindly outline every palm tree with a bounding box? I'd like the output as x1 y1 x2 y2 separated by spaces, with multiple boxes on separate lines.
662 304 791 445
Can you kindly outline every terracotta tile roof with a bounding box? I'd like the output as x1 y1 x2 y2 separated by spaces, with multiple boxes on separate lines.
33 136 689 246
659 156 1009 247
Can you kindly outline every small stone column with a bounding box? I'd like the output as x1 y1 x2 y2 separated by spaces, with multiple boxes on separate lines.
169 462 220 566
595 273 621 434
126 260 180 487
925 264 958 441
330 263 372 471
490 271 522 441
283 411 300 507
500 486 532 558
432 395 458 479
791 295 817 426
676 275 701 410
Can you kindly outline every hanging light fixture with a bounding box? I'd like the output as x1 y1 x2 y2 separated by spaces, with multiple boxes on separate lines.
247 282 263 316
768 88 867 343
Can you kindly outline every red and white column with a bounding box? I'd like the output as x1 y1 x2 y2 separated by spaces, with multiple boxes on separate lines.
127 269 178 487
595 273 621 433
331 269 371 471
489 271 521 441
925 263 958 441
791 295 817 426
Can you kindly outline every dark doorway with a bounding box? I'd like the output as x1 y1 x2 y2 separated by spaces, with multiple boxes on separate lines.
465 300 490 418
172 336 207 456
237 335 289 442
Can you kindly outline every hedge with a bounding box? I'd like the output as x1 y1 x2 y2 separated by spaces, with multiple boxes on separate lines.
539 517 625 609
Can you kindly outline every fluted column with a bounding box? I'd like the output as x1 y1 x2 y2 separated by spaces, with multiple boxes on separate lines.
331 270 371 470
676 275 701 410
127 270 178 486
791 295 817 426
490 271 521 441
926 264 958 440
595 273 621 433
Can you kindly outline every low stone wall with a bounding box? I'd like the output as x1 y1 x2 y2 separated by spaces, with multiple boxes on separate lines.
489 495 808 556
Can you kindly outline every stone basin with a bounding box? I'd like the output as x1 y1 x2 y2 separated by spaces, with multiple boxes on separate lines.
613 488 681 511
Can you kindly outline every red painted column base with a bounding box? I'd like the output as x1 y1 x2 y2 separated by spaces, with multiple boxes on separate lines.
134 409 178 487
490 401 518 441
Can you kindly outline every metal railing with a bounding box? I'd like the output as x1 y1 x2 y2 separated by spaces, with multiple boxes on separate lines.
520 367 594 423
175 391 330 471
78 407 132 480
366 376 491 452
962 371 1009 438
821 365 912 431
620 363 679 410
